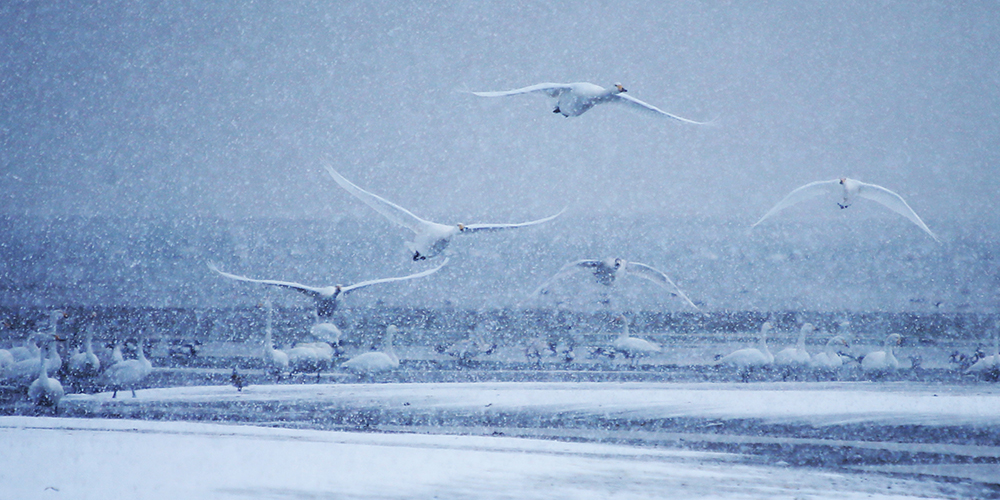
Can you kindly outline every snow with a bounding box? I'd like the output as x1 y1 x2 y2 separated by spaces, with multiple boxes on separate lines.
0 416 965 500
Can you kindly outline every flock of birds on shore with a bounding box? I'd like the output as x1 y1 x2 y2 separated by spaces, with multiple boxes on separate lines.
1 80 977 409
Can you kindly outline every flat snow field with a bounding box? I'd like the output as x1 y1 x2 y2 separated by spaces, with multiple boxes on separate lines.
2 381 999 499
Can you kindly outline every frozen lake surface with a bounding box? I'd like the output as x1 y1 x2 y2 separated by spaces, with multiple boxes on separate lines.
3 379 999 499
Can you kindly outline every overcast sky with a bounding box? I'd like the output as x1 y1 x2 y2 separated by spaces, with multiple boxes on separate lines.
3 1 998 228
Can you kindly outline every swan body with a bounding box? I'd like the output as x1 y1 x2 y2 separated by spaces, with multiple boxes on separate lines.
811 335 851 369
326 166 565 261
773 323 815 366
68 330 101 378
8 333 40 363
718 322 774 367
752 177 939 242
102 333 153 398
261 301 289 378
5 334 63 386
611 316 660 360
28 337 64 408
287 340 334 379
471 82 710 123
533 258 699 310
861 334 903 371
967 329 999 373
0 348 13 371
342 325 400 374
209 258 447 319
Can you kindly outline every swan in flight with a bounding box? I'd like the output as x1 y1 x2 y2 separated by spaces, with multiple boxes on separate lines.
470 82 710 123
717 321 774 368
533 258 698 310
773 323 815 366
325 166 565 261
752 178 939 242
208 258 447 319
861 333 903 372
811 335 851 369
342 325 400 374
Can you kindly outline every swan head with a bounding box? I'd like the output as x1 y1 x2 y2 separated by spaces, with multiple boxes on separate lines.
457 223 466 232
611 257 624 269
839 177 847 185
801 323 816 333
886 333 903 346
760 321 773 332
613 83 627 93
828 335 849 347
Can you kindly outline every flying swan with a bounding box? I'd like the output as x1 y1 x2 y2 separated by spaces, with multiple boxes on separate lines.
752 177 939 242
532 258 699 310
208 258 448 319
326 166 565 261
471 82 710 123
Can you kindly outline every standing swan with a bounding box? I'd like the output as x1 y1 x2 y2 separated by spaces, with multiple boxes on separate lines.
261 300 289 380
101 331 154 398
718 322 774 367
68 328 101 378
811 336 851 369
28 335 64 409
342 325 400 374
861 334 903 372
774 323 815 366
611 316 661 362
966 327 999 374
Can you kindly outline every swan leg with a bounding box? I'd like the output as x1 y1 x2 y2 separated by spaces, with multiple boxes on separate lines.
131 389 137 398
552 106 561 114
112 389 118 399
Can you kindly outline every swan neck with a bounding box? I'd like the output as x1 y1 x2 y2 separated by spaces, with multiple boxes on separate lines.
38 342 50 380
84 331 93 353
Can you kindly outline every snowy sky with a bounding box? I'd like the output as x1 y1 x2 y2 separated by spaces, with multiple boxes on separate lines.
3 1 999 226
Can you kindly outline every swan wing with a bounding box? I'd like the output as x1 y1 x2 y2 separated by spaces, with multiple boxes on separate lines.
626 262 700 310
612 94 712 125
208 262 328 299
471 83 573 98
325 165 433 234
752 179 842 227
462 207 566 233
856 181 939 242
340 258 449 295
531 259 603 296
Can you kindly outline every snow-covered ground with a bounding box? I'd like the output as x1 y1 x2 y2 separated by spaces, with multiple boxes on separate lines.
0 415 983 500
3 380 999 498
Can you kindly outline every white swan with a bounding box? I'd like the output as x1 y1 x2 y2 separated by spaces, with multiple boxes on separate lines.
611 316 661 361
261 300 289 379
533 258 699 310
68 328 101 378
342 325 400 374
718 322 774 367
101 332 153 398
773 323 815 366
7 332 40 363
0 346 13 372
287 339 334 381
811 335 851 369
309 310 342 345
752 177 939 242
967 328 999 373
471 82 710 123
861 334 903 371
28 335 64 408
4 331 63 386
209 258 448 319
326 166 565 261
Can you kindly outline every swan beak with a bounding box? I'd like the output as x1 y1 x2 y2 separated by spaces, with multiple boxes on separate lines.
458 223 466 231
839 178 846 184
615 84 627 93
